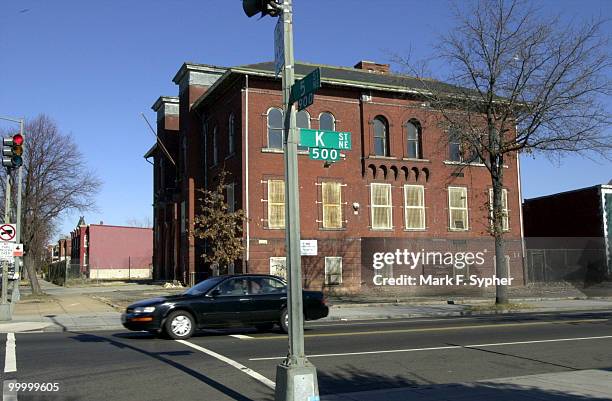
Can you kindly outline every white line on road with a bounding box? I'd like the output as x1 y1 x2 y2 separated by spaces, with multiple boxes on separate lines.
249 335 612 361
176 339 276 390
229 334 254 340
4 333 16 373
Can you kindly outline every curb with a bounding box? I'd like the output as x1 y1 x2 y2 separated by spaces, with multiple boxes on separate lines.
90 295 124 311
324 306 612 321
41 324 125 333
328 296 598 308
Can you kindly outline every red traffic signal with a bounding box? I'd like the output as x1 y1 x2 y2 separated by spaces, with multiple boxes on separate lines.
12 134 23 146
2 133 24 168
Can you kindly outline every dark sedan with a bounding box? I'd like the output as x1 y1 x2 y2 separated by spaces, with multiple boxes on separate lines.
121 274 329 339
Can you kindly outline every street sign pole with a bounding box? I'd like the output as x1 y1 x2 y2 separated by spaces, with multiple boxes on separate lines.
276 1 319 400
1 172 10 306
13 119 23 301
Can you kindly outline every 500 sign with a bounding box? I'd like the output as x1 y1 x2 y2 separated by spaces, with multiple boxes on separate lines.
309 148 340 161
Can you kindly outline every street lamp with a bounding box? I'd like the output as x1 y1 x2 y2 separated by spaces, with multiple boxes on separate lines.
242 1 320 401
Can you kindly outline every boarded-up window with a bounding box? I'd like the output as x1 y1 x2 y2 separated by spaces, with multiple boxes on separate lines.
489 188 509 231
448 187 468 230
270 257 287 279
371 183 392 229
404 185 425 229
325 257 342 285
322 182 342 229
268 180 285 229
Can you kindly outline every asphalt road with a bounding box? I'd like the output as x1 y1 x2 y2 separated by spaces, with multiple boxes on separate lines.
3 310 612 401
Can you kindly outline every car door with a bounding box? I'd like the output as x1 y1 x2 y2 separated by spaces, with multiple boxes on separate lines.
247 277 287 323
207 277 252 326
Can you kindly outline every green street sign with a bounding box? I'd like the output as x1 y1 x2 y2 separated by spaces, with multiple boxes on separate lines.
291 68 321 110
309 147 340 161
299 129 352 150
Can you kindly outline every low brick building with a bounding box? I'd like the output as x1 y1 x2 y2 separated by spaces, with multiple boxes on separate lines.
147 60 525 292
523 184 612 284
69 217 153 279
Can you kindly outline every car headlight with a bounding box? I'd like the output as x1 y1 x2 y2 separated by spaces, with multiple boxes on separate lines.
134 306 156 314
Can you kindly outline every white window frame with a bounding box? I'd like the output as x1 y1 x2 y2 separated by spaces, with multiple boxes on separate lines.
267 179 285 229
270 256 287 279
324 257 343 285
322 182 342 229
296 110 310 151
406 121 421 159
373 117 389 157
448 186 469 231
489 188 509 232
319 112 336 131
404 185 425 230
370 183 393 230
267 108 283 150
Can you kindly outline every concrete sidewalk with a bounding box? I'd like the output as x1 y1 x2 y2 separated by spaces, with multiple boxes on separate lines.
323 369 612 400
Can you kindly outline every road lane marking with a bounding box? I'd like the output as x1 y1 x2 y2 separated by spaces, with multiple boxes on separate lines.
4 333 16 373
176 339 275 390
249 334 612 361
252 318 607 340
229 334 254 340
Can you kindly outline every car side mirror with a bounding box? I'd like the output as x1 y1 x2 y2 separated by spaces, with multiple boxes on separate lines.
209 289 221 298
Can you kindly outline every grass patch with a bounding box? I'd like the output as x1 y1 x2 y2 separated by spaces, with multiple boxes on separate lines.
18 292 54 303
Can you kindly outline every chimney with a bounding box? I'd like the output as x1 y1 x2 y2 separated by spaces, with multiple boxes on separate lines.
354 60 390 74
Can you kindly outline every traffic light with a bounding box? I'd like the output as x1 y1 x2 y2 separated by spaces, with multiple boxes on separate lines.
2 133 24 168
242 0 281 18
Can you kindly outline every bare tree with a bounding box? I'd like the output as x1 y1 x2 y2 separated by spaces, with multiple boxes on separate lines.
125 216 153 228
1 115 101 294
193 171 246 274
395 0 611 303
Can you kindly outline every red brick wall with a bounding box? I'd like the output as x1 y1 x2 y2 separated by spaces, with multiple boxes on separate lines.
88 225 153 269
182 72 524 290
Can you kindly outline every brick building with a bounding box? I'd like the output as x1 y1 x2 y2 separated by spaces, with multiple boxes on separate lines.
69 217 153 279
147 60 525 292
523 184 612 283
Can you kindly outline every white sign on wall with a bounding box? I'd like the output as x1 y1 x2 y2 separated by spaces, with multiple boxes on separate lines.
300 240 318 256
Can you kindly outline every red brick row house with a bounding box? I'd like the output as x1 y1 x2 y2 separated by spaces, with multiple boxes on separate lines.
146 60 525 292
69 217 153 279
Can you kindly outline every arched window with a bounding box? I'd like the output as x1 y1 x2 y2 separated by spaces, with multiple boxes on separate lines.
267 108 283 149
406 120 422 159
319 112 335 131
373 116 389 156
228 113 236 154
296 110 310 150
448 126 462 162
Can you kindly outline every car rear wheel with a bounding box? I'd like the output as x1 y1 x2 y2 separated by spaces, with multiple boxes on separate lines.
165 311 195 340
279 308 289 334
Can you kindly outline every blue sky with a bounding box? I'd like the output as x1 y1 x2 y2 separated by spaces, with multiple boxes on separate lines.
0 0 610 239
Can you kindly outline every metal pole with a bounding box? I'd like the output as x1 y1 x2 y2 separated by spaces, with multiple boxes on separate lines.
275 1 319 399
2 172 11 305
12 120 23 300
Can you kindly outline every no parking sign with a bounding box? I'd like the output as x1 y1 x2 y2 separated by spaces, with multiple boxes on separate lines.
0 224 16 243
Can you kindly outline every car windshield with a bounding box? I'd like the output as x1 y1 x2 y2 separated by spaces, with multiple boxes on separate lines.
183 276 226 296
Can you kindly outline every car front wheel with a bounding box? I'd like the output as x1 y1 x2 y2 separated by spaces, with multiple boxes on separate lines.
165 311 195 340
